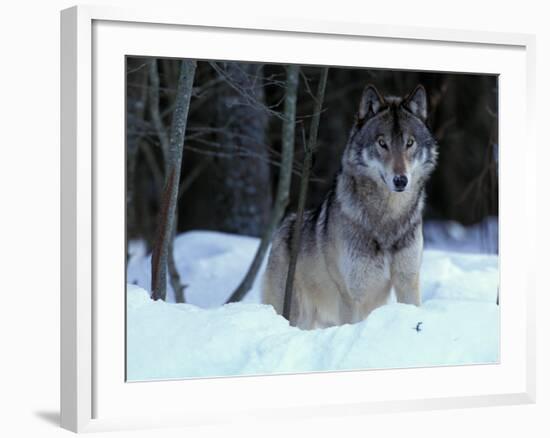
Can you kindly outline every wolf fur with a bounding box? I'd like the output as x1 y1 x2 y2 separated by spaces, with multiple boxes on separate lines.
262 84 438 329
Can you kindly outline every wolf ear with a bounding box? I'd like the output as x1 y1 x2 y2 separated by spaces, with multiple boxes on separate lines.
358 85 385 123
403 85 428 120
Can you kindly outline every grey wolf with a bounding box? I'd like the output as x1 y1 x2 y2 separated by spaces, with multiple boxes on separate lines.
262 84 438 329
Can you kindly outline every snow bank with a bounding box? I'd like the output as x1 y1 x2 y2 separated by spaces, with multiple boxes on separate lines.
127 231 266 306
126 230 499 381
127 285 498 381
127 230 499 307
423 216 498 254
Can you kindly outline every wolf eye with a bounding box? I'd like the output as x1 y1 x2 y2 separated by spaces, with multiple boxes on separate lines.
406 138 415 148
377 138 388 149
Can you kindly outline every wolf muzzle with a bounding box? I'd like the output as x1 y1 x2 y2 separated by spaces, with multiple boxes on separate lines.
392 174 408 191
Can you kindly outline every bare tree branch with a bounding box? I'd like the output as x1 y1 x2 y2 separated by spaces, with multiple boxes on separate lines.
126 58 149 244
167 211 187 303
139 140 163 192
283 67 329 320
226 64 300 303
209 61 288 120
135 129 327 184
177 157 212 199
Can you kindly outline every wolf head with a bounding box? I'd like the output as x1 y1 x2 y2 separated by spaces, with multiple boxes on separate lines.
344 84 438 192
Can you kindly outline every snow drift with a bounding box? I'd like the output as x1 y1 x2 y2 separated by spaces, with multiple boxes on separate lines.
126 229 499 381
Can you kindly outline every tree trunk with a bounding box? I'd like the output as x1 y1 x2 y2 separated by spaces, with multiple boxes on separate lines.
168 211 186 303
226 65 300 303
283 67 329 320
211 62 271 237
148 60 170 162
151 60 197 301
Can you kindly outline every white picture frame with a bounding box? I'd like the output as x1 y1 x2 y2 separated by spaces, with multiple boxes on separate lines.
60 4 536 433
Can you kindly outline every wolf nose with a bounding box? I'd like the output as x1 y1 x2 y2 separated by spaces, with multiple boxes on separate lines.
393 175 408 190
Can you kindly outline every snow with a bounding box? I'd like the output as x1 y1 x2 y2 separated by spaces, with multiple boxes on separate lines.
423 216 498 254
127 231 266 306
126 224 499 381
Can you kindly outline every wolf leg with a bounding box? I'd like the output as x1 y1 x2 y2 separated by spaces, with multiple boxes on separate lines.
393 271 421 305
261 259 285 314
391 228 423 306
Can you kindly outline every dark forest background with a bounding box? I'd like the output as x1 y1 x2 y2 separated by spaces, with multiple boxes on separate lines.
126 57 498 254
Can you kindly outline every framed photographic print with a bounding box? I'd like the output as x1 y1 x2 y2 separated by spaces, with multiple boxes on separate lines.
60 4 536 433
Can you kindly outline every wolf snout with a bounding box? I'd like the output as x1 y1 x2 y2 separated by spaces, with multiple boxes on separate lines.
392 175 408 191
